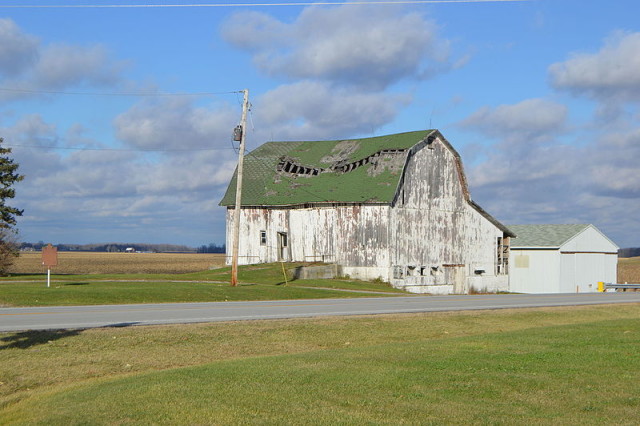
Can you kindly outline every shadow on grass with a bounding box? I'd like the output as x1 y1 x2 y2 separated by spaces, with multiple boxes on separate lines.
1 322 141 350
0 329 82 350
63 282 89 286
105 322 140 328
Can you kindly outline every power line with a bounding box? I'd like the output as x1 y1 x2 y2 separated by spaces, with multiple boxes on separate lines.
5 144 237 152
0 87 241 97
0 0 530 9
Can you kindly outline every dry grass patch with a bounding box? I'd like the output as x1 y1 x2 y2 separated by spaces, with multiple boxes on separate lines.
619 257 640 284
9 252 225 275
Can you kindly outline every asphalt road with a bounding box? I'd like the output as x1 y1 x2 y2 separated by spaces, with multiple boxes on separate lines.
2 292 640 332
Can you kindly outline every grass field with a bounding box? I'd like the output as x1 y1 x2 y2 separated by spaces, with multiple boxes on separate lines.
9 251 226 275
618 256 640 284
11 251 640 281
1 305 639 424
0 254 404 307
2 253 638 307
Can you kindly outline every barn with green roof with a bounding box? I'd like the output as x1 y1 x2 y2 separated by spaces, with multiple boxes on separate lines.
220 130 515 294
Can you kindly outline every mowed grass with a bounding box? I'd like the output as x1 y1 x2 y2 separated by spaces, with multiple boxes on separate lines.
0 253 404 306
0 280 387 306
618 256 640 284
1 305 639 424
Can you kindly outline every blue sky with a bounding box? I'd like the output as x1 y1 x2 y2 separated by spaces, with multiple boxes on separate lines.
0 0 638 248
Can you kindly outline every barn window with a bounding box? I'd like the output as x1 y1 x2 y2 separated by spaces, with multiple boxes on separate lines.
260 231 267 246
393 265 404 279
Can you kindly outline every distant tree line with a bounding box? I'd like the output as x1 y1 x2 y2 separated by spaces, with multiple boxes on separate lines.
20 242 205 253
196 243 225 253
619 248 640 258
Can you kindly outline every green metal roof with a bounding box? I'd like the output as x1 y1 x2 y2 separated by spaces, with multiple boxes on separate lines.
220 130 435 206
508 224 591 248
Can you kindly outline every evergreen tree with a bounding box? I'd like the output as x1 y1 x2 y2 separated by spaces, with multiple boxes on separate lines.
0 138 24 229
0 138 24 275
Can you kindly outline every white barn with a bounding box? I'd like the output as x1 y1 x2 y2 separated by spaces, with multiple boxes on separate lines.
508 224 619 293
220 130 515 294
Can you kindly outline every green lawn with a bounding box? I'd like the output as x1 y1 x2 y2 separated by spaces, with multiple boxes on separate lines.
0 263 404 307
1 305 639 424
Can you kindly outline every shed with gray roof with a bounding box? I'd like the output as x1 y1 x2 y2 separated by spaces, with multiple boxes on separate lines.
508 224 618 293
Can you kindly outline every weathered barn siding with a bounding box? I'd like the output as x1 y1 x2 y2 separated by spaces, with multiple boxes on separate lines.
226 204 392 280
388 137 508 294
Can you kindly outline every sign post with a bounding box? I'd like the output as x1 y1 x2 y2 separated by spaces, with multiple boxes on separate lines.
41 244 58 288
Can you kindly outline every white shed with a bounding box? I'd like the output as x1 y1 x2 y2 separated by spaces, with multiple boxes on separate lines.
508 224 619 293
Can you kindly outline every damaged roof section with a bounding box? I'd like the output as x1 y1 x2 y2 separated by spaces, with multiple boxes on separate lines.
220 130 434 206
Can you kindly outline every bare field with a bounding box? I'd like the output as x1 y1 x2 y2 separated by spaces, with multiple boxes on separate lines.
618 256 640 284
9 252 226 274
9 252 640 281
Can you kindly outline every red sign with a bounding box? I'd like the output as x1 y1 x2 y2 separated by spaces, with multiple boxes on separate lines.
41 244 58 267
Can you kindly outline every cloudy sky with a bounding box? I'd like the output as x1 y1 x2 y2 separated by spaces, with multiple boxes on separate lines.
0 0 638 248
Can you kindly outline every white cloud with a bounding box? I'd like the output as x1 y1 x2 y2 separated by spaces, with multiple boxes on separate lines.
254 80 409 141
5 114 235 245
460 97 640 248
0 18 126 102
34 44 123 89
114 98 238 150
585 128 640 199
0 18 38 77
222 5 454 89
549 31 640 102
1 114 58 146
460 98 568 144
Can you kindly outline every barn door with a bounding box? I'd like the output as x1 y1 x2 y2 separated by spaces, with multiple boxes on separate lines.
277 232 289 261
445 265 467 294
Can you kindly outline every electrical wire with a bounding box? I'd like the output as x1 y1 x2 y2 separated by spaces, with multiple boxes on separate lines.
5 144 238 152
0 87 242 97
0 1 530 9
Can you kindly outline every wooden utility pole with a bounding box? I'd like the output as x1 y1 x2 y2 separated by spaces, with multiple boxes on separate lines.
230 89 249 287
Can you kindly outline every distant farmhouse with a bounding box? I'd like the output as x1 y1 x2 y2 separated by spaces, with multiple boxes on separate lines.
220 130 515 294
508 224 618 293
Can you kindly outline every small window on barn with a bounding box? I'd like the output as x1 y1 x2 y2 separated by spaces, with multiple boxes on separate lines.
393 266 404 279
260 231 267 246
280 233 288 247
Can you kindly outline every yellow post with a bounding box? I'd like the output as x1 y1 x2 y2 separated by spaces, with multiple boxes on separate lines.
280 262 288 286
598 281 605 292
